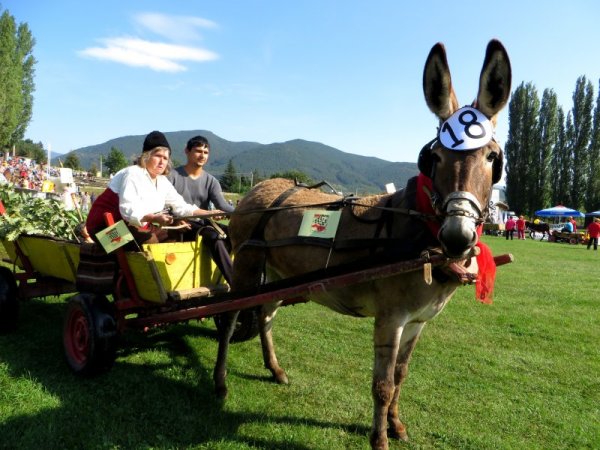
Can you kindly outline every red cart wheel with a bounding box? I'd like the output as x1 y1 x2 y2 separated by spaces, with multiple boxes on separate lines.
63 294 117 376
0 266 19 333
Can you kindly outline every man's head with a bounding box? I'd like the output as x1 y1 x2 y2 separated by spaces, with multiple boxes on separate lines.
186 135 210 152
185 135 210 169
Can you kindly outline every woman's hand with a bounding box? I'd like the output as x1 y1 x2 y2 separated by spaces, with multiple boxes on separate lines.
145 212 173 226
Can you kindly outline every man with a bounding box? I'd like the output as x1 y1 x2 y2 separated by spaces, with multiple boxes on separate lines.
168 135 234 284
516 215 526 240
561 219 574 233
505 216 516 240
587 217 600 251
568 216 577 232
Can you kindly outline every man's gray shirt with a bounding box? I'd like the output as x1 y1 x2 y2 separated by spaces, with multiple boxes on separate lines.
168 167 234 213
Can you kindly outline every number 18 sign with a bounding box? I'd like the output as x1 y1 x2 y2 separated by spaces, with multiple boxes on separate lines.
439 106 493 151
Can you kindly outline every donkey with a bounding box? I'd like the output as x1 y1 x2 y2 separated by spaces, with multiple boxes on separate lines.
526 220 550 240
215 39 511 450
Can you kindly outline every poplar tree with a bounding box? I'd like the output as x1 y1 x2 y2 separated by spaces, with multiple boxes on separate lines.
586 79 600 211
12 21 35 143
0 9 36 148
561 112 576 206
534 89 559 210
551 108 570 205
569 76 594 209
505 82 539 215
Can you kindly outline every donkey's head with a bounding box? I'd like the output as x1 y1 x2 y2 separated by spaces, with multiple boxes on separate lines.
419 39 511 258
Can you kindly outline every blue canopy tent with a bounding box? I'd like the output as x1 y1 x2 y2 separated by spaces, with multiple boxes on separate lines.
585 210 600 227
534 206 584 218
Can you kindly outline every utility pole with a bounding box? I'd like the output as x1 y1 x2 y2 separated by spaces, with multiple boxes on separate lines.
47 143 51 176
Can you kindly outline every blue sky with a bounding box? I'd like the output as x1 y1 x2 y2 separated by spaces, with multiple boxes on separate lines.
5 1 600 163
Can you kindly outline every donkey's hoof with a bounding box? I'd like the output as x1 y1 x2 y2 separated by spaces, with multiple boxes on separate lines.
388 425 408 442
272 368 289 385
369 434 389 450
215 385 228 399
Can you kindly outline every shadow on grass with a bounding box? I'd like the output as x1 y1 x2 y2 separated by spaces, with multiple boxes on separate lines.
0 298 369 449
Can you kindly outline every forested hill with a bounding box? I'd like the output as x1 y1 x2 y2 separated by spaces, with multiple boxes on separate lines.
57 130 418 194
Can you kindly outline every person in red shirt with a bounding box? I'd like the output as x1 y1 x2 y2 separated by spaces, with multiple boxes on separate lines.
505 216 516 240
587 217 600 250
516 215 526 240
569 216 577 232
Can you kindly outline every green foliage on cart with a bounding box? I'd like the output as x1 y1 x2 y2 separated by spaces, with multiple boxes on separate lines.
0 184 81 241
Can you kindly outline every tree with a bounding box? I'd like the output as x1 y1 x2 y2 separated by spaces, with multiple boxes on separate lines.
534 89 559 210
561 111 576 206
587 79 600 211
11 21 35 144
104 147 128 175
569 76 594 210
270 170 313 185
63 154 81 170
220 159 238 192
11 138 45 163
505 82 539 215
0 9 36 149
551 107 571 206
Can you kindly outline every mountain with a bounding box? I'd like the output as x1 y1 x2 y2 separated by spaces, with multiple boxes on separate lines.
54 130 418 194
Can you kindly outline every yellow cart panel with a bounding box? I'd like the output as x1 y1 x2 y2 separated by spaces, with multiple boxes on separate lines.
2 236 80 283
126 237 225 303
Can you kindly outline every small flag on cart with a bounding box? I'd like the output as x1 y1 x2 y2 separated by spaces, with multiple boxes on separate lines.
95 220 134 253
298 210 341 239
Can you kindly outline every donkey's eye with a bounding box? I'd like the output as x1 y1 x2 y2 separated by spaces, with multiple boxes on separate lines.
486 151 498 162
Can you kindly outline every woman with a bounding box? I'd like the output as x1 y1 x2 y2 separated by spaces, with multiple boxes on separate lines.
86 130 220 245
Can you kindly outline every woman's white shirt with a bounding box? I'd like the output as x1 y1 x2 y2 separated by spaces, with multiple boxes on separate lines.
108 165 197 227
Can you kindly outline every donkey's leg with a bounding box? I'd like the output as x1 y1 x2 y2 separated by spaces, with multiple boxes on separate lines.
214 248 265 399
259 301 288 384
387 321 425 441
370 314 404 450
213 310 240 399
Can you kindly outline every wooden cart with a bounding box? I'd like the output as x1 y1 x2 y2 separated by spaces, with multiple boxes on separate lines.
548 230 586 245
0 226 513 376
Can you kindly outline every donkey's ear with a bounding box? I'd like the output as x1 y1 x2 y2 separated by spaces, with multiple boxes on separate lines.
423 42 459 121
476 39 511 123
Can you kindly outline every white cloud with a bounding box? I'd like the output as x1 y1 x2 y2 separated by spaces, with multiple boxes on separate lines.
79 12 219 72
79 37 219 73
134 12 217 42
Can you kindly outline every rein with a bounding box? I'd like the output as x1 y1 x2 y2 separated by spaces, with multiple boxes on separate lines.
233 180 437 262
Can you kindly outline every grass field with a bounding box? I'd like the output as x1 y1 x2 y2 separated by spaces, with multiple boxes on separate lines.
0 236 599 449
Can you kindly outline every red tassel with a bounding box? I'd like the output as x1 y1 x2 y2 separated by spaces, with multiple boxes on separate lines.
475 241 496 304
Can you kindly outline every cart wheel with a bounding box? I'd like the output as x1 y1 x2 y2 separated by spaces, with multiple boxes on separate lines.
0 266 19 333
569 237 577 245
214 307 260 343
63 294 117 376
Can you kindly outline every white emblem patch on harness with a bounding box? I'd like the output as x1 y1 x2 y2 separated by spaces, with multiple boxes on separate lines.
298 210 341 239
439 106 493 151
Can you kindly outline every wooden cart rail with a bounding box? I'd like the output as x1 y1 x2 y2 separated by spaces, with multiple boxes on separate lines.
125 251 514 329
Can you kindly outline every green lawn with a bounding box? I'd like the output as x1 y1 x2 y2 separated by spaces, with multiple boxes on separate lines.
0 236 599 449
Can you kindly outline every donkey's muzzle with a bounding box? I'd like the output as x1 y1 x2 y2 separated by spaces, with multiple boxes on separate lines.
438 192 481 258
